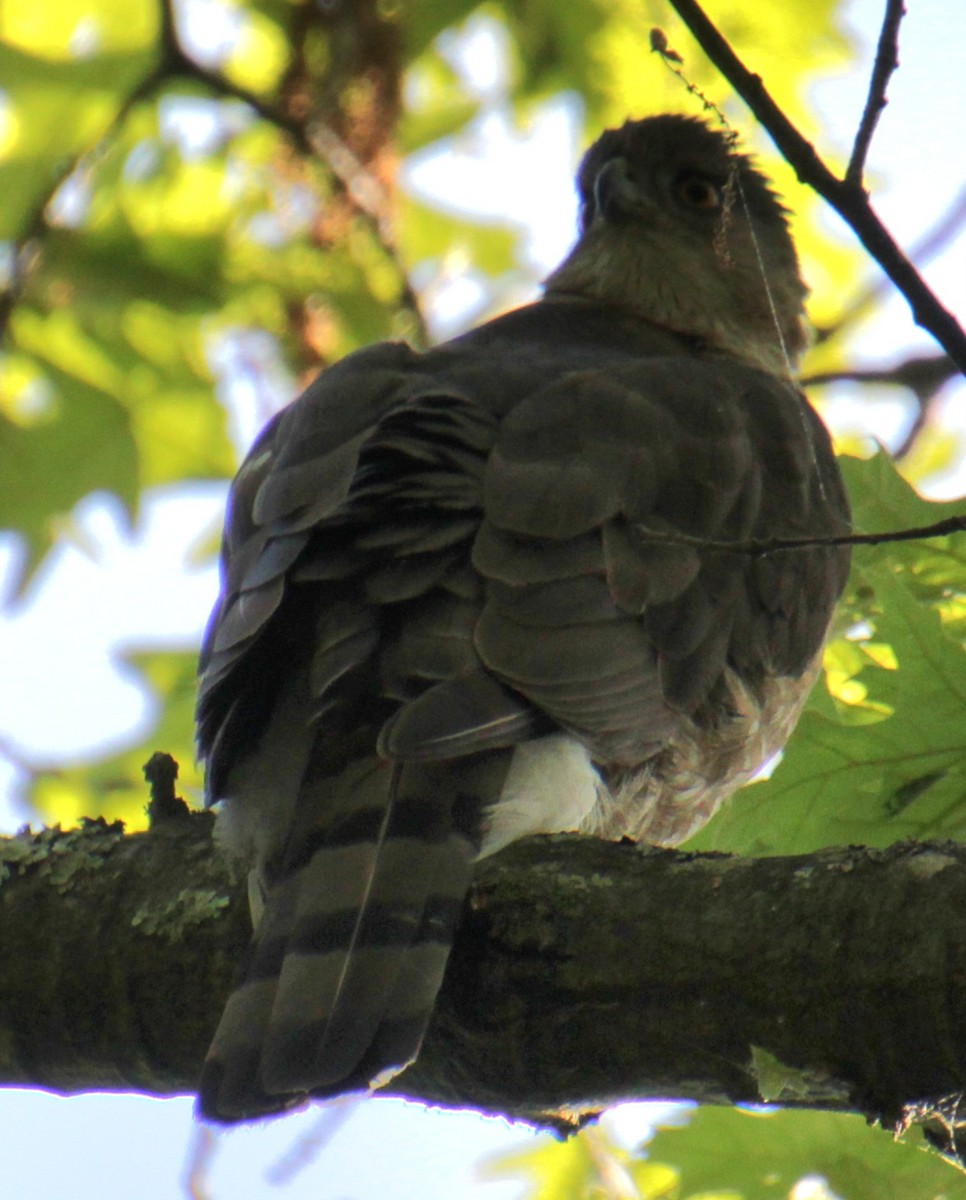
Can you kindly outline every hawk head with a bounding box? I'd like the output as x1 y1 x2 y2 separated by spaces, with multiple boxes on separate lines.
545 114 809 378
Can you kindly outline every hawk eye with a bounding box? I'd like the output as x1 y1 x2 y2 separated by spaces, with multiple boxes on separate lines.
675 173 722 210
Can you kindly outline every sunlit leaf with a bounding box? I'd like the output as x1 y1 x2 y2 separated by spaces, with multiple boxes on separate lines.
0 379 139 570
484 1136 601 1200
0 31 157 236
840 451 966 607
646 1108 966 1200
484 1128 680 1200
0 0 157 58
222 3 290 96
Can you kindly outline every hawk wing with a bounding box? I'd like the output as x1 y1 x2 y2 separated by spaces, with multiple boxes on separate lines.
197 300 849 1119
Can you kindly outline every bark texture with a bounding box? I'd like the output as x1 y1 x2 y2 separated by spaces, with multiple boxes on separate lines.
2 814 965 1132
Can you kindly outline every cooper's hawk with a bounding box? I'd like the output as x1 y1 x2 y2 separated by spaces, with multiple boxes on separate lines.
196 114 851 1120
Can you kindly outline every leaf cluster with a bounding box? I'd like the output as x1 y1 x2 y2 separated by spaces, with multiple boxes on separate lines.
488 1108 966 1199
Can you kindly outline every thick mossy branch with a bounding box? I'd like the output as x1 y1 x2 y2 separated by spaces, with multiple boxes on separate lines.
0 815 250 1096
408 838 966 1128
2 818 966 1131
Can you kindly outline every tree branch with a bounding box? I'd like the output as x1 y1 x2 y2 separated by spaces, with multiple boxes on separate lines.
3 817 966 1136
665 0 966 377
802 353 957 401
847 0 905 186
622 514 966 556
815 182 966 347
803 352 958 460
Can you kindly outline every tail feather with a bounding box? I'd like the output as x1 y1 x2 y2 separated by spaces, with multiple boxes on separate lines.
198 874 299 1120
198 756 486 1120
349 862 473 1085
261 795 475 1093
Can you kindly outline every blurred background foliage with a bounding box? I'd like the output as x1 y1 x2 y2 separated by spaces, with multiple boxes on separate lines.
486 1107 966 1200
2 0 966 1195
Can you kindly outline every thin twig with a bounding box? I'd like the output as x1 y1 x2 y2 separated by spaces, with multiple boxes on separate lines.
181 1123 216 1200
637 514 966 557
847 0 905 186
264 1097 358 1185
803 353 958 461
583 1127 641 1200
802 353 957 399
0 734 37 780
665 0 966 377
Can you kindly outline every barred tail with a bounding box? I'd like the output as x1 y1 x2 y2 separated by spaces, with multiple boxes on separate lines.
198 758 480 1121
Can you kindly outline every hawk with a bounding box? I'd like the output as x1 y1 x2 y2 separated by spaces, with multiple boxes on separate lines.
196 114 851 1120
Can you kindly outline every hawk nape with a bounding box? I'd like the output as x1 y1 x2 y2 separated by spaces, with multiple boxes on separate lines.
196 114 851 1120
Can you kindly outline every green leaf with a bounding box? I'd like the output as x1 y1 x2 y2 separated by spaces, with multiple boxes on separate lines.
484 1136 601 1200
840 452 966 609
687 451 966 856
647 1108 966 1200
689 561 966 855
484 1129 679 1200
0 375 139 570
501 0 612 112
399 192 519 277
398 49 482 153
402 0 484 59
0 2 158 237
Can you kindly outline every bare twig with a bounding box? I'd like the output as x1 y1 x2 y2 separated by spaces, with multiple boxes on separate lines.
803 353 959 460
847 0 905 186
802 353 957 400
637 514 966 557
666 0 966 376
894 406 931 462
305 121 396 246
181 1123 216 1200
264 1099 358 1185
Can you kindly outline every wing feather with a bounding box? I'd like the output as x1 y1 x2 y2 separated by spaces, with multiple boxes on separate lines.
198 299 850 1121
